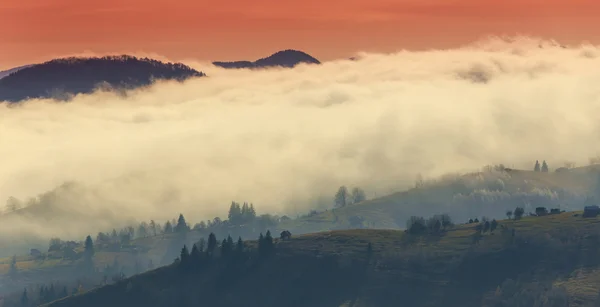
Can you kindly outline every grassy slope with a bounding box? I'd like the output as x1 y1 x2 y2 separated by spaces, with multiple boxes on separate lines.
44 211 600 307
279 168 597 234
3 166 598 298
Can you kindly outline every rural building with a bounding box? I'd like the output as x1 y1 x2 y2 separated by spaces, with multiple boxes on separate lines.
583 205 600 218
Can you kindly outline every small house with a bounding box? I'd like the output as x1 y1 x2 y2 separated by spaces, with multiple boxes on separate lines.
583 205 600 218
535 207 548 216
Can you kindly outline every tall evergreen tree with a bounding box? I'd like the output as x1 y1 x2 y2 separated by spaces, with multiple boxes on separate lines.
248 203 257 220
164 221 173 233
180 245 190 266
190 244 201 261
228 202 242 225
541 160 549 172
220 239 229 258
175 214 189 233
261 230 275 257
241 203 248 219
534 160 541 172
149 220 158 236
226 235 235 250
84 235 95 272
197 238 206 253
207 233 217 255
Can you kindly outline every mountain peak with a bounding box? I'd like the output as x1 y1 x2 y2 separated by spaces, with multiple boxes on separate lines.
213 49 320 69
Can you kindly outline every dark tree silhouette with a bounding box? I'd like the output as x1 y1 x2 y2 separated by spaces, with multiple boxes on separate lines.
351 187 367 204
334 186 349 208
180 245 190 266
164 221 173 234
534 160 541 172
514 207 525 220
175 214 189 233
84 235 95 272
541 160 549 173
207 233 218 256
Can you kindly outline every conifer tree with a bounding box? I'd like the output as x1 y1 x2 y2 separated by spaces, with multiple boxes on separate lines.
190 244 201 262
175 214 189 233
164 221 173 233
197 238 206 253
226 235 234 250
220 239 229 258
248 203 257 220
83 236 95 274
180 245 190 265
207 233 217 255
541 160 549 172
149 220 157 236
534 160 541 172
228 202 242 225
241 202 248 219
264 230 274 255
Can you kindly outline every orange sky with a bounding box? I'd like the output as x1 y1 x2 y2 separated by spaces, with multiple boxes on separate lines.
1 0 600 69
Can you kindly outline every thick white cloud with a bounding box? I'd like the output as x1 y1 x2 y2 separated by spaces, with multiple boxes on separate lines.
1 36 600 240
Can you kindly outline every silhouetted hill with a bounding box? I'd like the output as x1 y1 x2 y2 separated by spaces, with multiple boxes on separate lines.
41 212 600 307
0 64 33 79
0 55 204 102
213 50 320 69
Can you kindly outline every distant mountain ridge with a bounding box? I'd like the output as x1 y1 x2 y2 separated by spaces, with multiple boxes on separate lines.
213 49 320 69
0 55 204 103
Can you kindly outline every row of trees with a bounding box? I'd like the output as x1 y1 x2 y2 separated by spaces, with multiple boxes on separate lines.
227 202 257 226
178 230 276 270
406 214 454 235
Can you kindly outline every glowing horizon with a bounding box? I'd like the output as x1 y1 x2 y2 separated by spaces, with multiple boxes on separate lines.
2 0 600 70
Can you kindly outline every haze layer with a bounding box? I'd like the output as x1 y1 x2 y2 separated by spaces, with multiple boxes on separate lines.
1 36 600 239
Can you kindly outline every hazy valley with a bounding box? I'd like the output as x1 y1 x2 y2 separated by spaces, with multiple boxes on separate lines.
2 37 600 306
